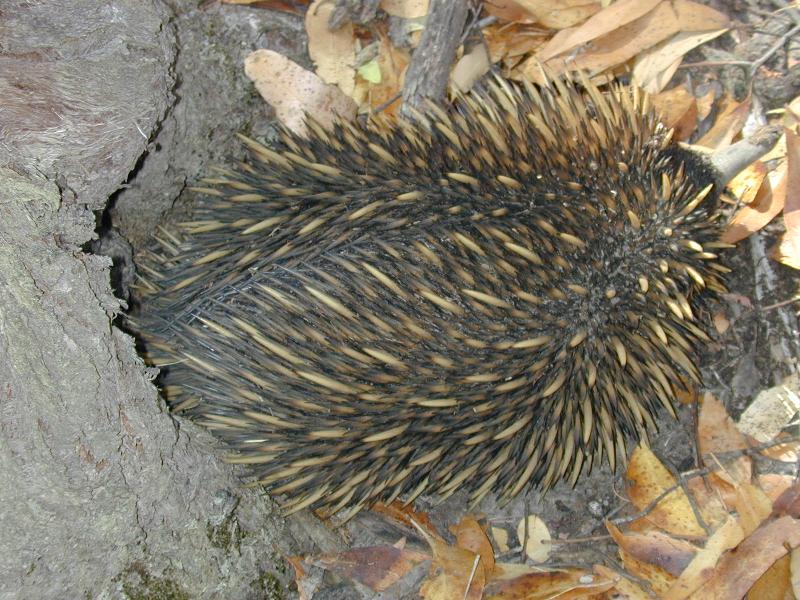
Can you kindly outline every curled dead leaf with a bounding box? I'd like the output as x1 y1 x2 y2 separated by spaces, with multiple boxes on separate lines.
244 49 356 136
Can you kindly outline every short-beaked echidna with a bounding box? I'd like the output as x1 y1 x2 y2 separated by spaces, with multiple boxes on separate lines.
139 77 729 518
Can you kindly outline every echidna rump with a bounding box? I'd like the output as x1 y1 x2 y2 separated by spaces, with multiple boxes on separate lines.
139 77 729 518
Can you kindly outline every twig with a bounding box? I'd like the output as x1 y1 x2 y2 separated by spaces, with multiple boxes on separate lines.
546 534 612 544
678 60 753 69
401 0 469 118
749 23 800 75
762 296 800 311
521 495 530 564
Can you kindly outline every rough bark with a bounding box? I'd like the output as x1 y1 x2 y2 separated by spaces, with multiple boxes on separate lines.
0 1 315 598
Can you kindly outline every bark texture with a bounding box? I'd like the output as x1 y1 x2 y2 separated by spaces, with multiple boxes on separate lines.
0 1 314 598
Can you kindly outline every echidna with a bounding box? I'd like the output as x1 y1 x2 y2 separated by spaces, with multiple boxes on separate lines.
139 76 731 519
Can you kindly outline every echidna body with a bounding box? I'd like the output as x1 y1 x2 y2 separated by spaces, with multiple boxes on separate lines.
140 78 726 518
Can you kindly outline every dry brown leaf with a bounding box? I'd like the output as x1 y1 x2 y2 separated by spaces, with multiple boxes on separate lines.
738 375 800 445
650 84 698 141
696 87 717 121
626 446 705 537
486 564 614 599
750 554 793 600
558 2 680 74
774 127 800 268
362 33 409 115
451 43 491 93
727 161 769 206
286 555 319 600
760 474 798 502
793 548 800 600
593 564 651 599
311 545 429 592
633 29 727 94
759 437 800 464
697 393 752 487
515 515 551 563
607 522 682 595
684 474 733 530
607 522 698 577
244 49 357 136
695 95 751 149
306 0 356 97
491 527 510 553
712 311 730 334
222 0 308 12
539 0 661 60
419 534 484 600
673 0 730 31
381 0 428 18
372 501 439 537
732 482 773 535
662 517 744 600
692 515 800 599
485 22 550 64
774 482 800 517
722 160 788 243
762 129 788 162
450 516 497 577
485 0 602 29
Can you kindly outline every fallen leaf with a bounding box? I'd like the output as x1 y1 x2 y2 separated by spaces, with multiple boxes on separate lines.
371 501 439 537
593 564 651 598
738 375 800 444
362 33 409 114
419 535 484 600
684 474 733 530
357 59 381 84
732 482 773 535
633 29 727 94
485 22 550 65
311 545 429 591
774 127 800 268
485 0 602 29
727 161 768 206
712 311 730 334
695 95 751 149
560 2 681 74
491 527 510 553
487 564 614 599
607 522 698 577
222 0 308 13
692 515 800 599
650 84 698 141
722 160 788 243
697 393 752 487
626 446 705 537
381 0 428 18
451 516 496 577
515 515 552 563
773 483 800 518
696 87 717 121
538 0 661 60
673 0 730 31
749 554 792 600
607 522 682 595
451 43 491 93
244 49 357 136
662 517 744 600
760 473 797 502
286 555 321 600
306 0 356 97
